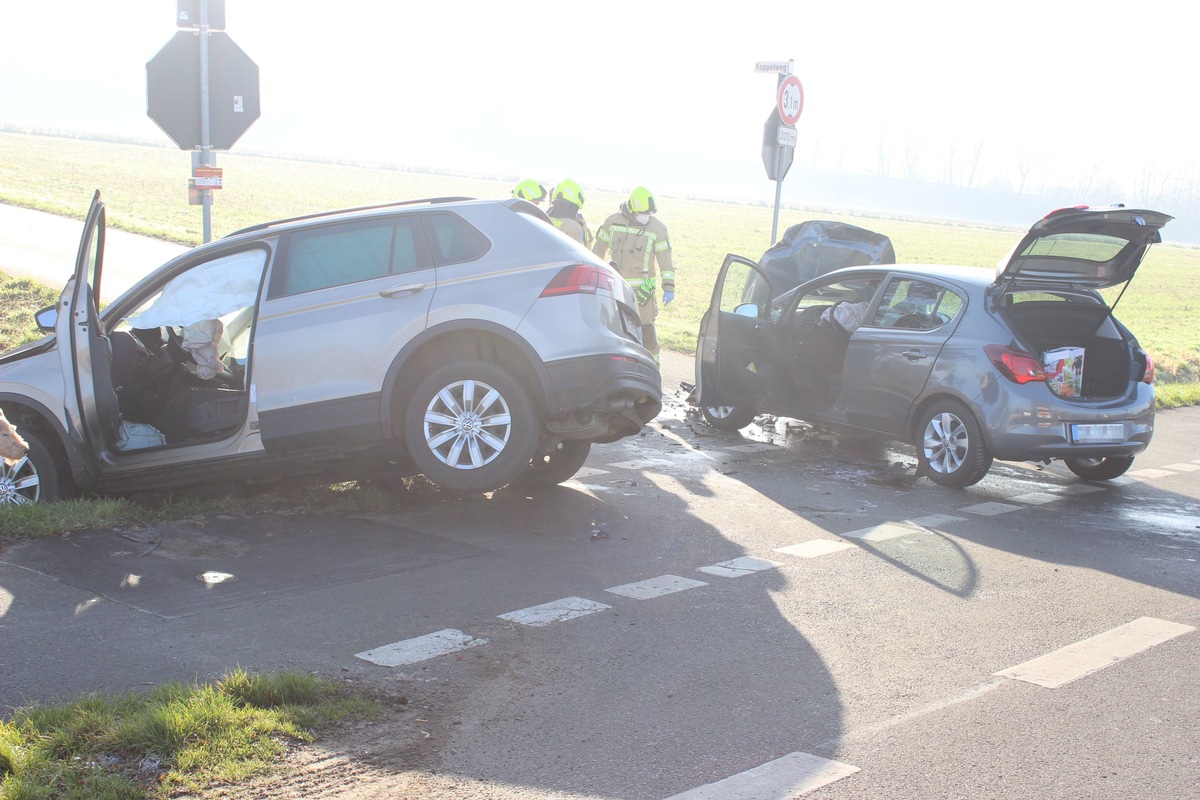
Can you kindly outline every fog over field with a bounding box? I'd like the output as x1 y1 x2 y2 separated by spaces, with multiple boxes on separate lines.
3 1 1198 240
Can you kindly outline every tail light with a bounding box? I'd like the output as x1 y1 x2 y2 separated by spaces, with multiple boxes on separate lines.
985 344 1045 384
540 264 616 297
1140 350 1155 384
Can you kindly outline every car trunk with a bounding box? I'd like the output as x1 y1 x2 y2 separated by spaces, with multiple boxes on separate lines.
1001 300 1135 399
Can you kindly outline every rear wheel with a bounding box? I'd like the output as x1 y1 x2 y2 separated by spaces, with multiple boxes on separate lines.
1064 455 1135 481
404 361 538 493
700 404 757 431
915 400 993 488
0 427 72 506
511 440 592 488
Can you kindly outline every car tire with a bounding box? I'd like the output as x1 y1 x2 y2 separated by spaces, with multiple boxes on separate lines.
0 426 72 506
1064 455 1135 481
404 361 539 493
700 404 757 431
915 400 993 488
511 440 592 489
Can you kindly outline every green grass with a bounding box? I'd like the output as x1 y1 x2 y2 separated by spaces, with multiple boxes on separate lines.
0 668 380 799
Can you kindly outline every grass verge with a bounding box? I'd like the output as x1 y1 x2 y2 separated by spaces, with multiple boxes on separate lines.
0 668 381 799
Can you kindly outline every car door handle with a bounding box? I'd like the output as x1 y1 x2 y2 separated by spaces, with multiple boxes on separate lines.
902 349 928 361
380 282 425 298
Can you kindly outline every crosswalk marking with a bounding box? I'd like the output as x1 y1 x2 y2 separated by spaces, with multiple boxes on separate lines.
606 575 708 599
959 501 1023 516
498 596 611 627
839 523 921 542
663 751 860 799
355 629 487 667
1162 462 1200 472
697 556 782 578
1008 492 1062 505
723 443 780 453
775 539 855 558
1052 483 1107 495
908 513 967 528
1127 468 1178 479
994 617 1196 689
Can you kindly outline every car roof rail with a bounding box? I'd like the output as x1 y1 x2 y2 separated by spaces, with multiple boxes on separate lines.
226 196 477 237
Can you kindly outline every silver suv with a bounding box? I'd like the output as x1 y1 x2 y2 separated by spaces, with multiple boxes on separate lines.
0 192 661 504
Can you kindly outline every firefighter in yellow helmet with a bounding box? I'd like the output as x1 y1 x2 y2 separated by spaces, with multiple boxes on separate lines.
593 186 675 364
546 179 592 246
512 179 548 206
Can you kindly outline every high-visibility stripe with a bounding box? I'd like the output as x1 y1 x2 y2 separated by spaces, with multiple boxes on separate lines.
660 271 676 282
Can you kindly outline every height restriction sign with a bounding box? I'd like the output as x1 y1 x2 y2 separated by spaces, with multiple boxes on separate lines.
777 74 804 126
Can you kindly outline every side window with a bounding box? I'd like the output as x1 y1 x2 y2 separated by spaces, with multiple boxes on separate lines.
871 279 962 331
422 213 489 266
278 219 424 296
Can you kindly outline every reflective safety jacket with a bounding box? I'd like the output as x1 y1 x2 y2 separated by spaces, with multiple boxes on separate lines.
550 215 586 245
592 210 675 294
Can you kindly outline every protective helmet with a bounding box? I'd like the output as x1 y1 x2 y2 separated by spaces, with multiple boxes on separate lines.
627 186 657 215
552 179 586 208
512 179 547 204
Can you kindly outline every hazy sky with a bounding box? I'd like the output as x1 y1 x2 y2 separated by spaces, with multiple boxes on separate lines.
3 0 1197 205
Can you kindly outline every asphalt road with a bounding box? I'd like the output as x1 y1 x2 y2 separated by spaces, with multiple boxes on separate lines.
1 204 1197 799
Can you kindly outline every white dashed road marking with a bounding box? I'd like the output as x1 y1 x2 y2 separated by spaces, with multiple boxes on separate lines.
1127 468 1178 480
498 596 611 627
907 513 968 528
663 750 860 799
994 617 1196 689
607 458 673 471
723 443 780 453
606 574 708 599
1008 492 1063 505
697 556 783 578
959 501 1023 516
355 629 487 667
839 523 922 542
1162 462 1200 472
775 539 855 558
570 467 610 480
1052 483 1107 495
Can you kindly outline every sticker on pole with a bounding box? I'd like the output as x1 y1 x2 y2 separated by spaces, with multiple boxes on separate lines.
778 74 804 126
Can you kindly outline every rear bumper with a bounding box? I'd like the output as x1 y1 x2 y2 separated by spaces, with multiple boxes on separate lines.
544 353 662 440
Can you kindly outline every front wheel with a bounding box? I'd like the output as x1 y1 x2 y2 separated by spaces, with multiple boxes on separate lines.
700 404 757 431
915 400 993 488
1064 455 1135 481
511 440 592 489
0 427 72 506
404 361 539 493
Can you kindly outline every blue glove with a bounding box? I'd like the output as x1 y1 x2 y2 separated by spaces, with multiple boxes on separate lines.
663 291 675 305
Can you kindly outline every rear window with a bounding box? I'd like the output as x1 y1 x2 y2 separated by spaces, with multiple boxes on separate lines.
1020 234 1127 263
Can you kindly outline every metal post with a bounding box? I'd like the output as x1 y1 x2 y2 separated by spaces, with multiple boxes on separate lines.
199 0 213 243
771 179 782 245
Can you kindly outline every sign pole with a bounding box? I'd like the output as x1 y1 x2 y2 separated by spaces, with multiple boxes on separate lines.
771 71 785 245
199 0 213 243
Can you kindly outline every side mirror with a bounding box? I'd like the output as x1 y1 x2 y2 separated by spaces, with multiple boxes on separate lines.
34 305 58 332
734 303 761 319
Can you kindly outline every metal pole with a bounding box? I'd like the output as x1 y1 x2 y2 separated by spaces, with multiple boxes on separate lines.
199 0 213 243
771 179 782 245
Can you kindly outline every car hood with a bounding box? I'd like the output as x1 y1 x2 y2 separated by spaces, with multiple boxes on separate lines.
995 206 1172 290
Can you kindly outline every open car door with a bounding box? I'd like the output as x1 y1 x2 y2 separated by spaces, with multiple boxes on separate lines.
54 190 118 474
695 254 773 409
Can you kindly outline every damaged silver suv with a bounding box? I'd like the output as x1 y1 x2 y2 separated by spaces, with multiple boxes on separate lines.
0 191 661 504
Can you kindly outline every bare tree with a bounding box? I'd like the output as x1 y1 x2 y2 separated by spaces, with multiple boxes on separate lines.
903 136 922 180
963 139 986 189
1016 148 1036 195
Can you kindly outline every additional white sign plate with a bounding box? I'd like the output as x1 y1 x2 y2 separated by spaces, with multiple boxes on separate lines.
755 60 792 73
777 125 797 147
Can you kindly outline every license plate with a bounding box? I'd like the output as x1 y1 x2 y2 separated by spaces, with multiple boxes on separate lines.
1071 423 1125 444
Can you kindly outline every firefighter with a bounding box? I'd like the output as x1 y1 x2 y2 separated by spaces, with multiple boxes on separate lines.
546 179 590 245
512 179 547 206
593 186 675 364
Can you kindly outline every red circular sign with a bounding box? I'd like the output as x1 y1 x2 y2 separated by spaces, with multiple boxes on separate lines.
777 74 804 126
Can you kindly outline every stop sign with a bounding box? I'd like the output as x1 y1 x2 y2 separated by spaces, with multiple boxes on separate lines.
147 31 260 150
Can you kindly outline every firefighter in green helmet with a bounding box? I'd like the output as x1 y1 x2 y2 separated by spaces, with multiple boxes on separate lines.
593 186 675 364
512 178 548 206
546 179 591 246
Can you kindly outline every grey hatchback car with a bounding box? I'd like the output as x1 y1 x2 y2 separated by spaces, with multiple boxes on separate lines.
695 206 1170 487
0 191 661 504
